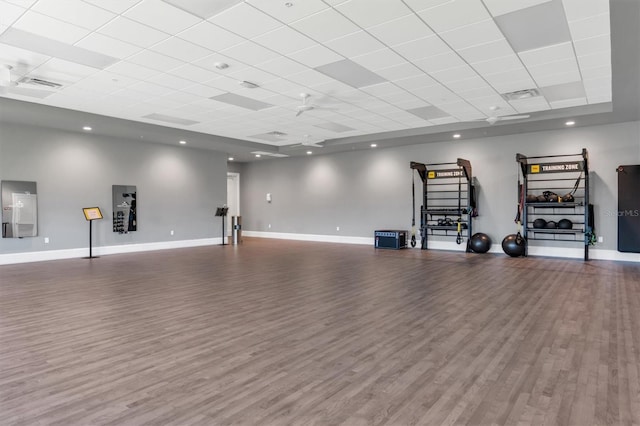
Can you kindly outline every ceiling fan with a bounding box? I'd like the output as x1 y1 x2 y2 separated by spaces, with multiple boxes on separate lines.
0 64 60 98
295 93 337 117
479 106 530 125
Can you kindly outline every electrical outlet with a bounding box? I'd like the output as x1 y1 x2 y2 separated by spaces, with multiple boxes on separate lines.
44 237 49 244
336 226 340 231
170 230 174 236
598 236 603 243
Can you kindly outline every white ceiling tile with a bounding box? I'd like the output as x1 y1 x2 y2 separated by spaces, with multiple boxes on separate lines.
261 77 309 98
180 83 225 98
483 0 553 17
490 78 537 94
0 1 26 27
412 84 460 104
32 0 116 31
562 0 609 23
360 82 402 97
393 74 438 91
127 50 183 72
375 62 423 81
532 70 581 87
471 55 525 76
246 0 329 23
290 8 360 43
286 69 334 87
209 2 281 39
456 85 499 99
129 81 174 96
418 0 491 32
192 53 247 73
483 68 534 85
431 65 479 83
528 58 579 78
466 95 513 112
77 70 138 89
227 66 279 85
0 42 51 72
167 64 222 83
325 31 385 58
402 0 453 12
147 73 195 90
205 75 245 92
518 42 574 67
124 0 202 34
83 0 142 14
366 14 434 47
508 96 550 113
253 26 315 55
255 56 309 77
568 13 610 41
31 58 98 84
549 97 587 109
335 0 412 28
0 24 7 36
221 41 280 65
13 11 89 44
576 51 610 70
106 61 160 79
580 65 611 80
151 37 212 62
98 17 169 48
414 51 466 74
440 19 504 50
74 33 141 60
177 21 244 52
288 44 344 68
573 34 610 57
392 35 451 62
457 38 515 63
445 76 493 94
351 48 406 71
5 0 37 6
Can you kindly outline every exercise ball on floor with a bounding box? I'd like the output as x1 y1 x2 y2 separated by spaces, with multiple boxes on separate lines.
469 233 492 253
502 233 526 257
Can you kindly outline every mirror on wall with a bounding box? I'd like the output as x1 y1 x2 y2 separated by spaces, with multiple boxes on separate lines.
112 185 137 233
1 180 38 238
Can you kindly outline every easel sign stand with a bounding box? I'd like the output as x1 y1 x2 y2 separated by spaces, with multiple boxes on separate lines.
215 206 229 246
82 207 103 259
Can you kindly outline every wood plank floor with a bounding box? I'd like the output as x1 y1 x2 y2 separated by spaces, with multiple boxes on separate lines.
1 238 639 426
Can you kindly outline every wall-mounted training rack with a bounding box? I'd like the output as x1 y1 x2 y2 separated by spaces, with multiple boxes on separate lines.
410 159 476 252
516 148 593 261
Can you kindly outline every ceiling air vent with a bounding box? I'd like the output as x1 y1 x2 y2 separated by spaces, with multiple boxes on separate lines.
501 88 540 101
267 131 287 137
18 77 63 89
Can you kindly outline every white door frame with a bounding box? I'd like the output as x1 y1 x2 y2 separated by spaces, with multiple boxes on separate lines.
227 172 240 237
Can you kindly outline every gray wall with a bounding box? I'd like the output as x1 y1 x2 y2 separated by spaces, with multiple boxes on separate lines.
239 121 640 251
0 122 227 254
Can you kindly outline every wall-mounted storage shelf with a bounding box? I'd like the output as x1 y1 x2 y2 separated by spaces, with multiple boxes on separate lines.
516 149 593 261
410 159 476 252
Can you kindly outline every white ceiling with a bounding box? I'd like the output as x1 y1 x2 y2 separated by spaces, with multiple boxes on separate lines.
0 0 625 160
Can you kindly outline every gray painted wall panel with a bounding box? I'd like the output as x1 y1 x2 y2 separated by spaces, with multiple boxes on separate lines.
240 122 640 251
0 123 227 254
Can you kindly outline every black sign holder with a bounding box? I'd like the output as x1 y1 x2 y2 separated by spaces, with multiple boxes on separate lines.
82 207 103 259
215 207 229 245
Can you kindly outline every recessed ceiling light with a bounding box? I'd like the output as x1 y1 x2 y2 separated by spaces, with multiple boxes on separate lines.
370 143 377 148
453 134 461 139
255 154 261 158
239 80 259 89
179 140 187 145
214 62 229 70
83 126 92 131
306 151 312 155
228 157 234 161
565 120 575 126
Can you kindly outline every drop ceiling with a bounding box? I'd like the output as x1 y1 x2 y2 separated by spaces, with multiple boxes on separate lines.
0 0 636 161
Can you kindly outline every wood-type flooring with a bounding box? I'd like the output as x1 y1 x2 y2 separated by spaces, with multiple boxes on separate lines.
1 238 639 425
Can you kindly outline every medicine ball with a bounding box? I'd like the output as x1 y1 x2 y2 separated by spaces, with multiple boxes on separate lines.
558 219 573 229
561 193 574 202
536 195 547 202
545 220 557 229
533 218 547 229
502 233 526 257
526 194 538 203
470 233 492 253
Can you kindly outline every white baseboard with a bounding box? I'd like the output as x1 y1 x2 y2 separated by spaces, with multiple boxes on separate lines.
0 238 221 265
243 231 640 262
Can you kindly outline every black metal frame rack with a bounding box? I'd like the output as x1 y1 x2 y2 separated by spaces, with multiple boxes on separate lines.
410 159 475 252
516 149 593 261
